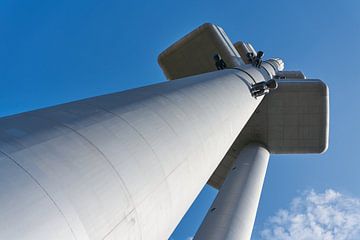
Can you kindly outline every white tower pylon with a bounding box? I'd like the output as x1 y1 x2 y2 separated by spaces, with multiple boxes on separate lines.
0 23 328 240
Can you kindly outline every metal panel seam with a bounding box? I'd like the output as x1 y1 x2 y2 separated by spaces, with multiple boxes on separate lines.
232 72 254 89
30 113 142 240
101 208 138 240
228 68 256 84
88 100 246 229
138 101 181 140
0 149 78 240
260 66 272 79
82 104 171 239
84 103 168 180
263 61 277 73
156 93 204 142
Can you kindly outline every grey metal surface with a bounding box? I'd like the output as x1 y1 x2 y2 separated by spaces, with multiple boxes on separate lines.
0 21 329 240
194 144 269 240
158 23 243 80
0 68 265 240
233 41 255 64
275 71 306 79
157 22 329 238
208 79 329 189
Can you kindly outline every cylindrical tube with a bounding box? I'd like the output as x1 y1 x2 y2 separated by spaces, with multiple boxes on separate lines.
194 143 270 240
0 69 266 240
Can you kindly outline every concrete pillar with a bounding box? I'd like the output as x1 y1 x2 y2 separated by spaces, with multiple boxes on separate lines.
194 143 270 240
0 69 267 240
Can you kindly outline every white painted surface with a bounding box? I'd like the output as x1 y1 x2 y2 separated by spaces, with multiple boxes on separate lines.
158 23 243 80
208 78 329 189
0 68 265 240
194 144 270 240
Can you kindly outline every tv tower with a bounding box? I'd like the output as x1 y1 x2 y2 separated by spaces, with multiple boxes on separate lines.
0 23 328 240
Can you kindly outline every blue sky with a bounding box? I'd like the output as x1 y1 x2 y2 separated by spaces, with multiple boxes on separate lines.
1 0 360 239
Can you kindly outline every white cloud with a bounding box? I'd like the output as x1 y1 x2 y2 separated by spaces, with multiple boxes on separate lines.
260 189 360 240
